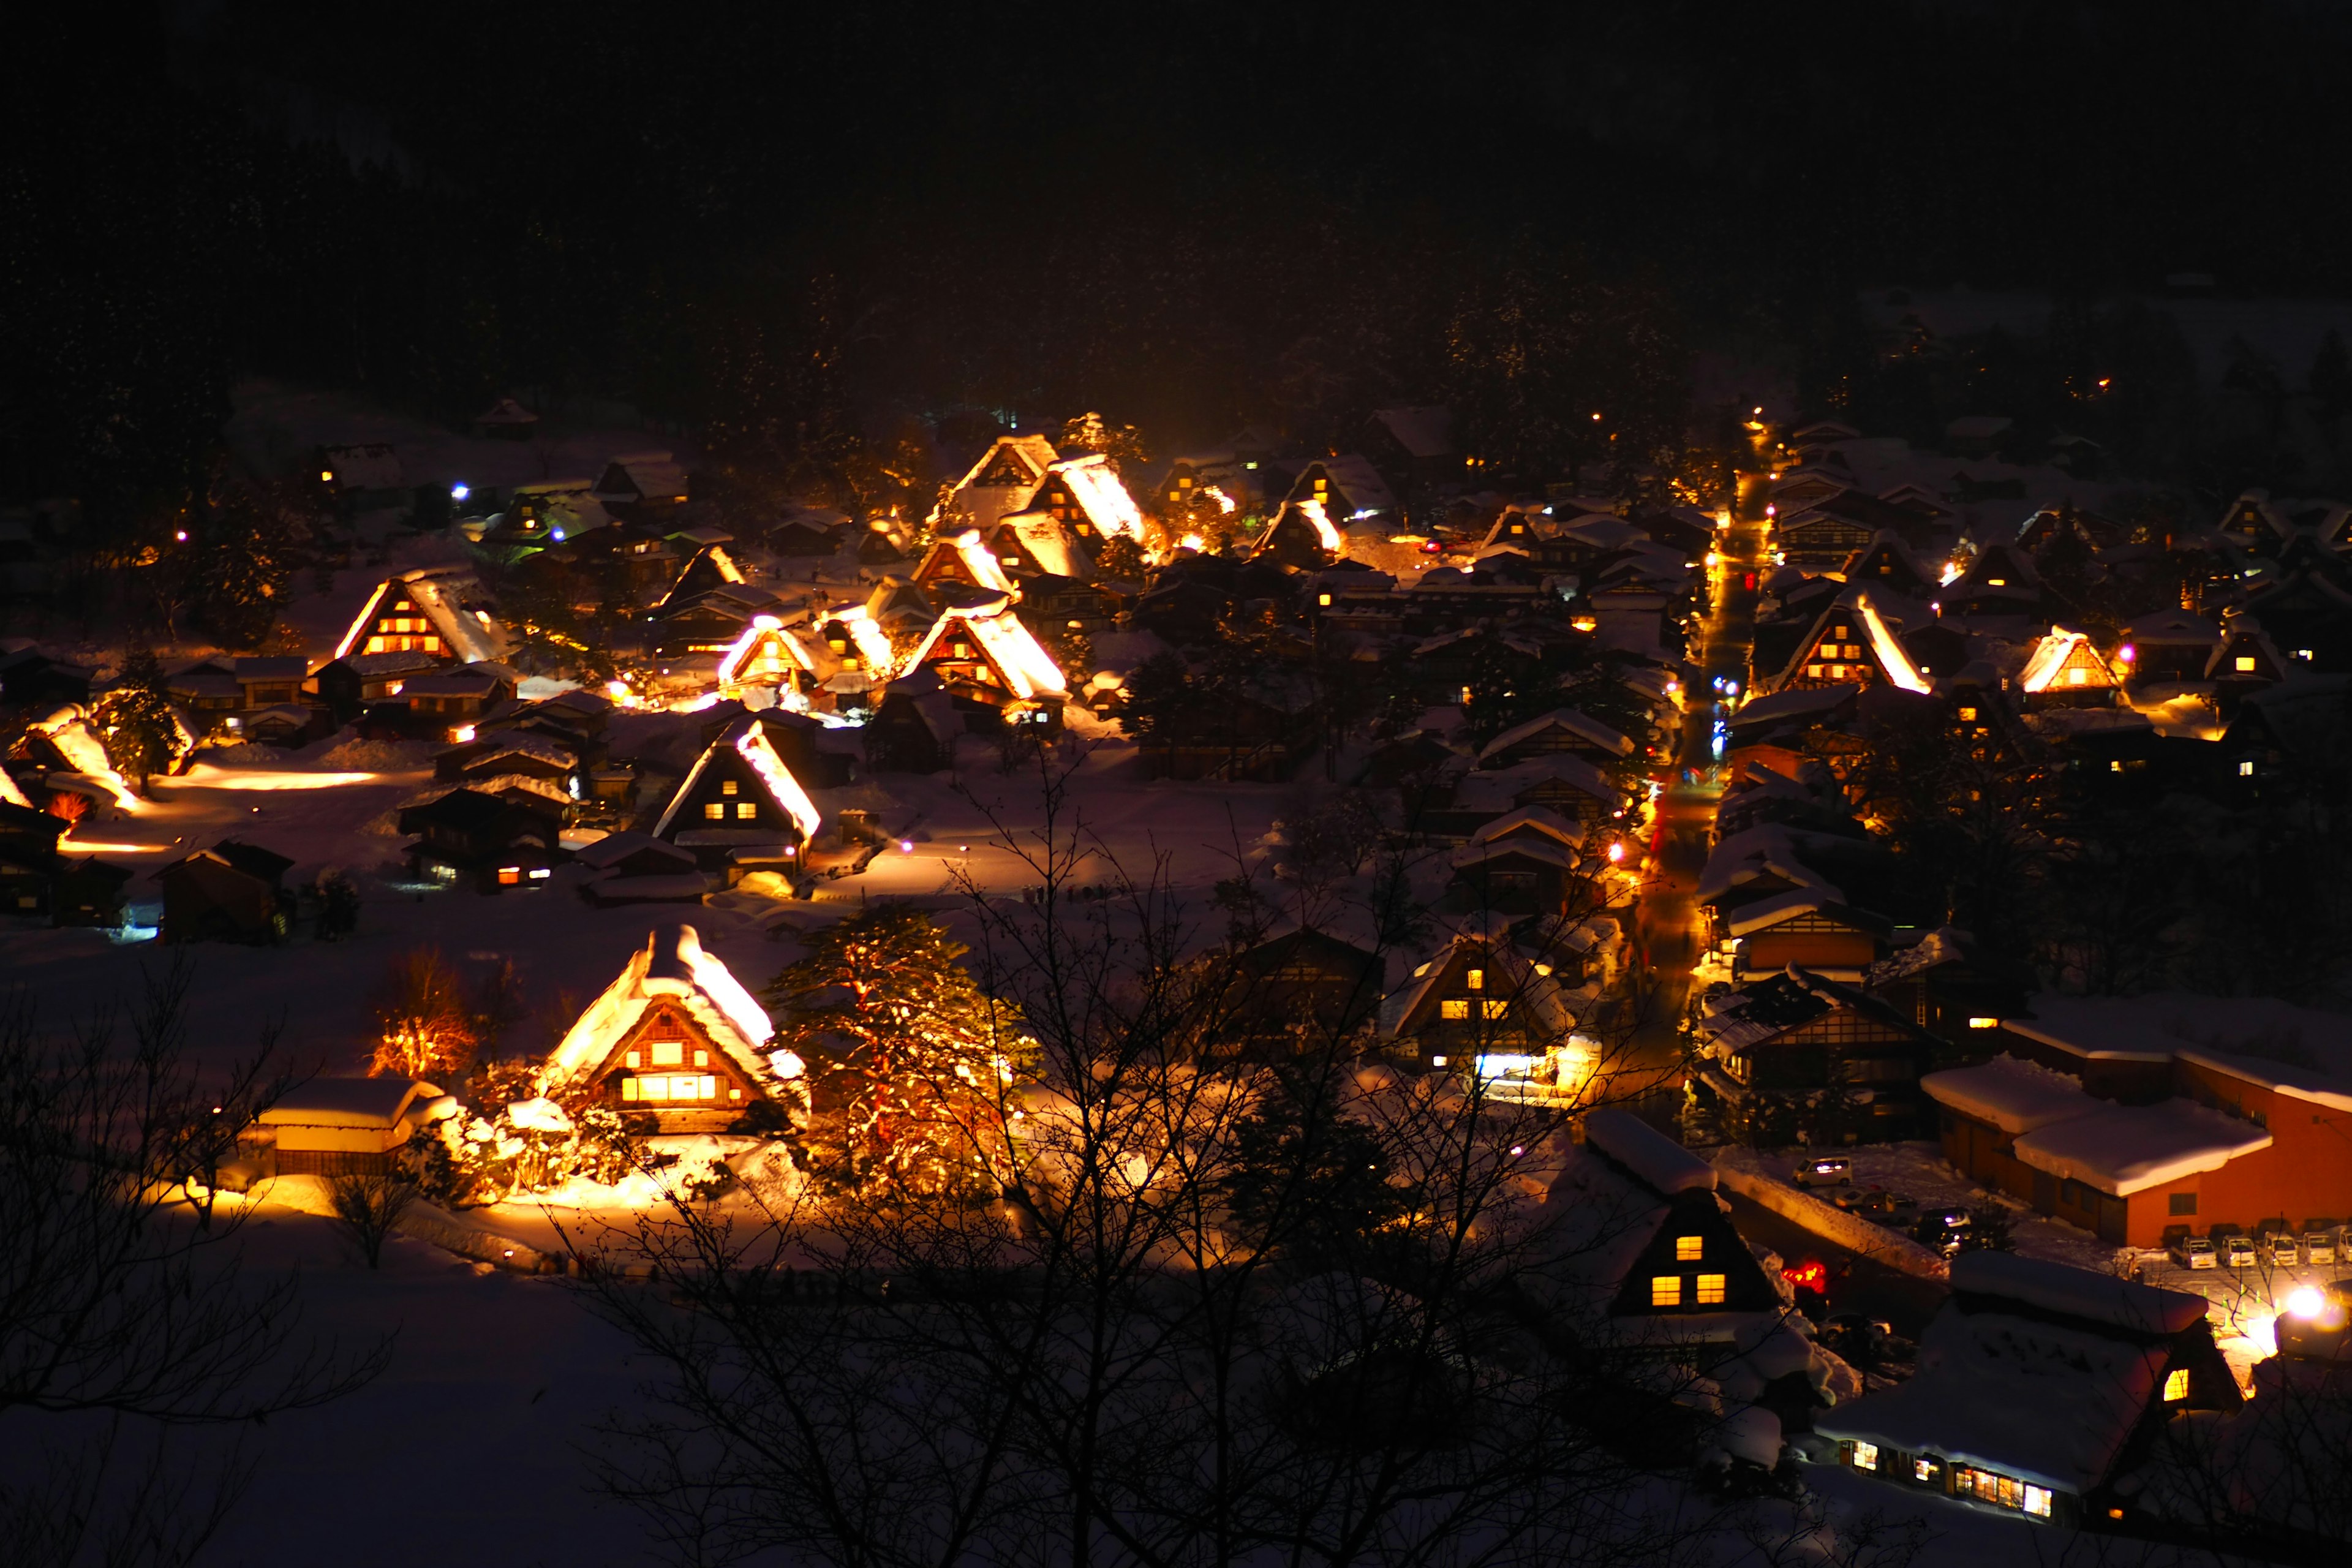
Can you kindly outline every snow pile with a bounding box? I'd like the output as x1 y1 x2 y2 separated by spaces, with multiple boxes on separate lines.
318 734 434 770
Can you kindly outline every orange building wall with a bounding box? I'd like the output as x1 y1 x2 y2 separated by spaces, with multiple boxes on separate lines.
1743 929 1880 973
2120 1063 2352 1247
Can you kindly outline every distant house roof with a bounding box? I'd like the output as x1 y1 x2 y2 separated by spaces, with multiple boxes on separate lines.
1477 706 1635 762
594 451 689 504
1367 405 1457 460
165 839 293 885
258 1076 449 1131
333 567 510 665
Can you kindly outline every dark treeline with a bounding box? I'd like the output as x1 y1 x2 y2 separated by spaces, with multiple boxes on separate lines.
9 1 2352 531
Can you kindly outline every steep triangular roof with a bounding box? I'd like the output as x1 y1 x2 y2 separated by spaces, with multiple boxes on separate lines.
541 925 800 1098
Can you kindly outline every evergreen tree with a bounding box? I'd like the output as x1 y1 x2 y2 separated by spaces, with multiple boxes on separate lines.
189 478 293 649
91 649 187 789
2312 330 2352 423
764 907 1017 1192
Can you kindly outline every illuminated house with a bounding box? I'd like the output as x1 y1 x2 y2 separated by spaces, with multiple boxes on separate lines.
1379 920 1575 1073
1772 505 1876 567
1769 590 1931 694
255 1077 456 1177
902 598 1069 725
2204 619 2287 692
651 541 748 615
982 508 1093 580
1026 454 1145 544
2016 626 2119 708
714 614 813 695
540 924 809 1134
911 529 1019 598
335 568 510 666
1531 1109 1791 1363
1939 541 2045 619
1817 1251 2237 1531
652 716 823 872
933 433 1060 532
1251 496 1346 568
1724 892 1891 980
1276 455 1397 526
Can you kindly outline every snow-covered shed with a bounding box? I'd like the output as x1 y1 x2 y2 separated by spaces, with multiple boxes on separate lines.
256 1076 456 1177
540 925 807 1133
1816 1251 2236 1529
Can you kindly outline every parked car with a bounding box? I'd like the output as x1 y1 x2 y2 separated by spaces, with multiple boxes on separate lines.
2169 1235 2217 1270
1913 1207 1973 1257
2268 1232 2301 1267
2221 1232 2257 1268
1794 1156 1852 1189
1818 1311 1895 1364
2307 1227 2339 1266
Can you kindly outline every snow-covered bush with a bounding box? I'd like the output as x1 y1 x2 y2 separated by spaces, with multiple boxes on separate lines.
415 1097 645 1207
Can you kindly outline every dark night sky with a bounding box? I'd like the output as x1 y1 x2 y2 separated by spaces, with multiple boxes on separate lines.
9 2 2352 510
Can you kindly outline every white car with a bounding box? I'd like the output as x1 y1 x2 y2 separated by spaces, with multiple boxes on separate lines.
2221 1233 2257 1268
2306 1231 2339 1266
2170 1236 2217 1270
2268 1233 2300 1267
1794 1157 1852 1189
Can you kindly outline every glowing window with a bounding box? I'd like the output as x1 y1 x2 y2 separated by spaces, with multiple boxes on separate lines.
1850 1442 1878 1472
1959 706 1977 720
624 1050 641 1069
2024 1485 2052 1518
1695 1273 1727 1304
2239 760 2255 777
736 802 758 820
1480 998 1508 1019
1988 577 2007 587
2164 1368 2190 1402
1967 1016 1999 1029
1675 1235 1703 1261
620 1078 639 1101
2067 666 2088 685
1650 1276 1683 1307
1466 968 1484 991
1913 1457 1939 1483
1806 664 1823 678
497 867 521 885
1429 1055 1447 1067
2236 655 2257 672
1319 593 1332 606
704 802 727 820
650 1041 684 1066
1441 1000 1471 1020
693 1049 709 1067
722 779 739 796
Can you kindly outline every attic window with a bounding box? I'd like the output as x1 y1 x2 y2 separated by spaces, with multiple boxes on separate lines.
2067 667 2088 685
1466 969 1483 991
2235 655 2257 672
722 780 739 795
1649 1276 1683 1308
1675 1235 1703 1261
650 1041 684 1066
1988 577 2007 586
1958 707 1978 721
1834 625 1849 639
1319 594 1332 606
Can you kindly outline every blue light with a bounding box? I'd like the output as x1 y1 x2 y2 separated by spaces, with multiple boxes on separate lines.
451 483 470 501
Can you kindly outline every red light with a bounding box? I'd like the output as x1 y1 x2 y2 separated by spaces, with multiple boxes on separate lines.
1783 1260 1828 1292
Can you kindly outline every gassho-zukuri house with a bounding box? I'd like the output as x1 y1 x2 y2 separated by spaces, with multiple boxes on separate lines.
538 925 808 1133
1817 1251 2237 1530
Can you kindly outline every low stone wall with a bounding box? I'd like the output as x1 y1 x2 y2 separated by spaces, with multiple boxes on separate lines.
1710 1152 1950 1281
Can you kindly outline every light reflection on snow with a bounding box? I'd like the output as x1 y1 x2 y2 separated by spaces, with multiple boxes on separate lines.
175 764 382 791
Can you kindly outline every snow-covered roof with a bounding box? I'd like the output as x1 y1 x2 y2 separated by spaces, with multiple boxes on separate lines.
905 601 1068 701
1449 837 1578 873
1000 510 1087 578
2120 608 2220 648
2018 626 2116 693
1921 1054 2097 1136
1466 804 1586 851
927 529 1019 596
1368 405 1456 459
2008 993 2352 1093
1477 706 1634 761
1582 1107 1715 1195
1816 1296 2168 1494
259 1076 448 1130
1951 1251 2209 1335
541 925 799 1099
333 567 509 664
1046 454 1145 541
1723 888 1883 938
2013 1098 2273 1197
1725 683 1859 731
652 719 823 843
1453 753 1618 812
951 433 1058 496
571 830 696 874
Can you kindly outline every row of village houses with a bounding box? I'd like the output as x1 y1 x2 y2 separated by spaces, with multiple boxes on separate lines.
241 910 2346 1549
